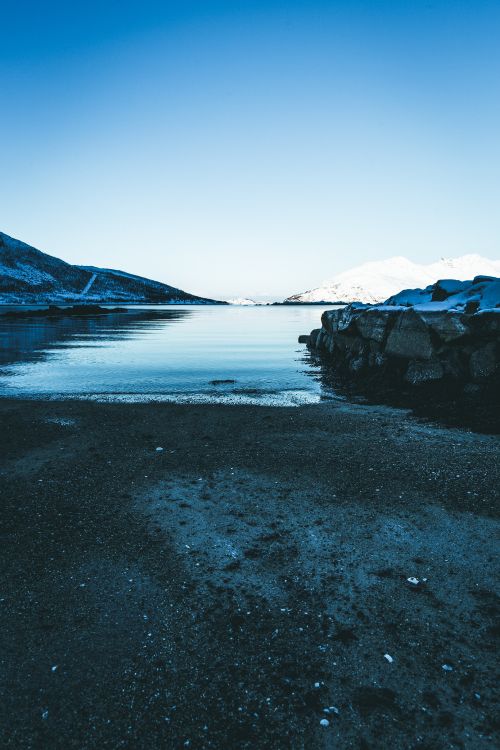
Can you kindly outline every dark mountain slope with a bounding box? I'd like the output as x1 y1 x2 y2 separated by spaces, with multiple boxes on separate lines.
0 232 223 304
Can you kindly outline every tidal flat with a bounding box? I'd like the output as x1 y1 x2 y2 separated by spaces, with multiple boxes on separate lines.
1 398 499 749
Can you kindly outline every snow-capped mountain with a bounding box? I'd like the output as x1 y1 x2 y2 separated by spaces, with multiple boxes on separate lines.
226 297 258 305
0 231 224 304
284 255 500 304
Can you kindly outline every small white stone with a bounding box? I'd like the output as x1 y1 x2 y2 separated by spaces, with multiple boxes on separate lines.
384 654 394 663
320 718 330 727
51 665 58 672
442 664 453 672
155 447 164 452
407 577 419 585
314 682 321 688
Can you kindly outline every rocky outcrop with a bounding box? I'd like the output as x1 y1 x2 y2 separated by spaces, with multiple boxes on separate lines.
305 274 500 398
306 305 500 392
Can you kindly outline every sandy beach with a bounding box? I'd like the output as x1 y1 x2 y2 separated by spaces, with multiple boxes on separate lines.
1 397 498 748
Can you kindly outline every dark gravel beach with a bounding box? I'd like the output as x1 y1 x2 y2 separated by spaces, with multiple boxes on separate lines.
1 398 499 749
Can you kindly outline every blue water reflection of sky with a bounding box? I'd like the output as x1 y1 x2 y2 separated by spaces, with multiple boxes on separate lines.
0 306 340 405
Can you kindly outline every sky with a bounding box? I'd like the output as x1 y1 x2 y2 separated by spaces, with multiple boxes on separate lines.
1 0 499 301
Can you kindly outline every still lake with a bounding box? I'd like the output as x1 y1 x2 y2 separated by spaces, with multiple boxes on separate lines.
0 305 342 405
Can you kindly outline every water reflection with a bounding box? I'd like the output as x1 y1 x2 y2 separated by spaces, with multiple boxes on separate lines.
0 309 192 368
0 305 337 405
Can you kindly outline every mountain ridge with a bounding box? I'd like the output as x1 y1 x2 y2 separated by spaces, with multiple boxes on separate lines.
0 232 224 304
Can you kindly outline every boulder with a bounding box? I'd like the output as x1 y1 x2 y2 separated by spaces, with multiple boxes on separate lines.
470 343 498 379
298 334 310 344
321 309 343 334
355 308 394 343
385 309 435 360
430 279 468 301
333 333 366 358
418 311 470 343
337 304 369 334
309 328 322 348
405 360 444 385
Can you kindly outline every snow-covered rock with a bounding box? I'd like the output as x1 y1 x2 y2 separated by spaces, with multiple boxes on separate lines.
285 255 500 304
0 231 224 304
386 275 500 313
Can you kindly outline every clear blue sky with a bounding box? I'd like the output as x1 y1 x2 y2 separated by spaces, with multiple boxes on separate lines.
1 0 499 300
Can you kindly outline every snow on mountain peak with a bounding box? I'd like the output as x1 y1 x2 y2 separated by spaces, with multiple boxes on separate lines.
226 297 258 305
285 254 500 304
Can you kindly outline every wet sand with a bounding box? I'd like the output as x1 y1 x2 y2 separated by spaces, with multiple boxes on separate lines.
1 398 499 749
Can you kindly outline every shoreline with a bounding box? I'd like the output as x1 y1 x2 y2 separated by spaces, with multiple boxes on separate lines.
0 301 229 310
1 397 499 748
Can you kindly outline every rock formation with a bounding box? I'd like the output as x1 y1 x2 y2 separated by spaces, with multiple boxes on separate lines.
304 276 500 398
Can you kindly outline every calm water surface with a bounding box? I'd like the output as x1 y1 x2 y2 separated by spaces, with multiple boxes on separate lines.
0 305 341 405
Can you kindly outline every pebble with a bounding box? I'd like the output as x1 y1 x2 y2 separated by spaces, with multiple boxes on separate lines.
442 664 453 672
155 447 164 452
320 718 330 727
384 654 394 663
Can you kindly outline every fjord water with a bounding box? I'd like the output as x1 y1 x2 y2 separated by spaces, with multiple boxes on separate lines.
0 305 340 405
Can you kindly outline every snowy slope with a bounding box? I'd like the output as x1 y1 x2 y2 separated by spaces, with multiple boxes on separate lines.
0 232 90 298
0 232 223 304
226 297 258 305
285 255 500 304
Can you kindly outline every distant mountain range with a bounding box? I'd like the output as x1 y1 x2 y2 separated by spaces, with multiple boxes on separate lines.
284 255 500 304
0 232 224 304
